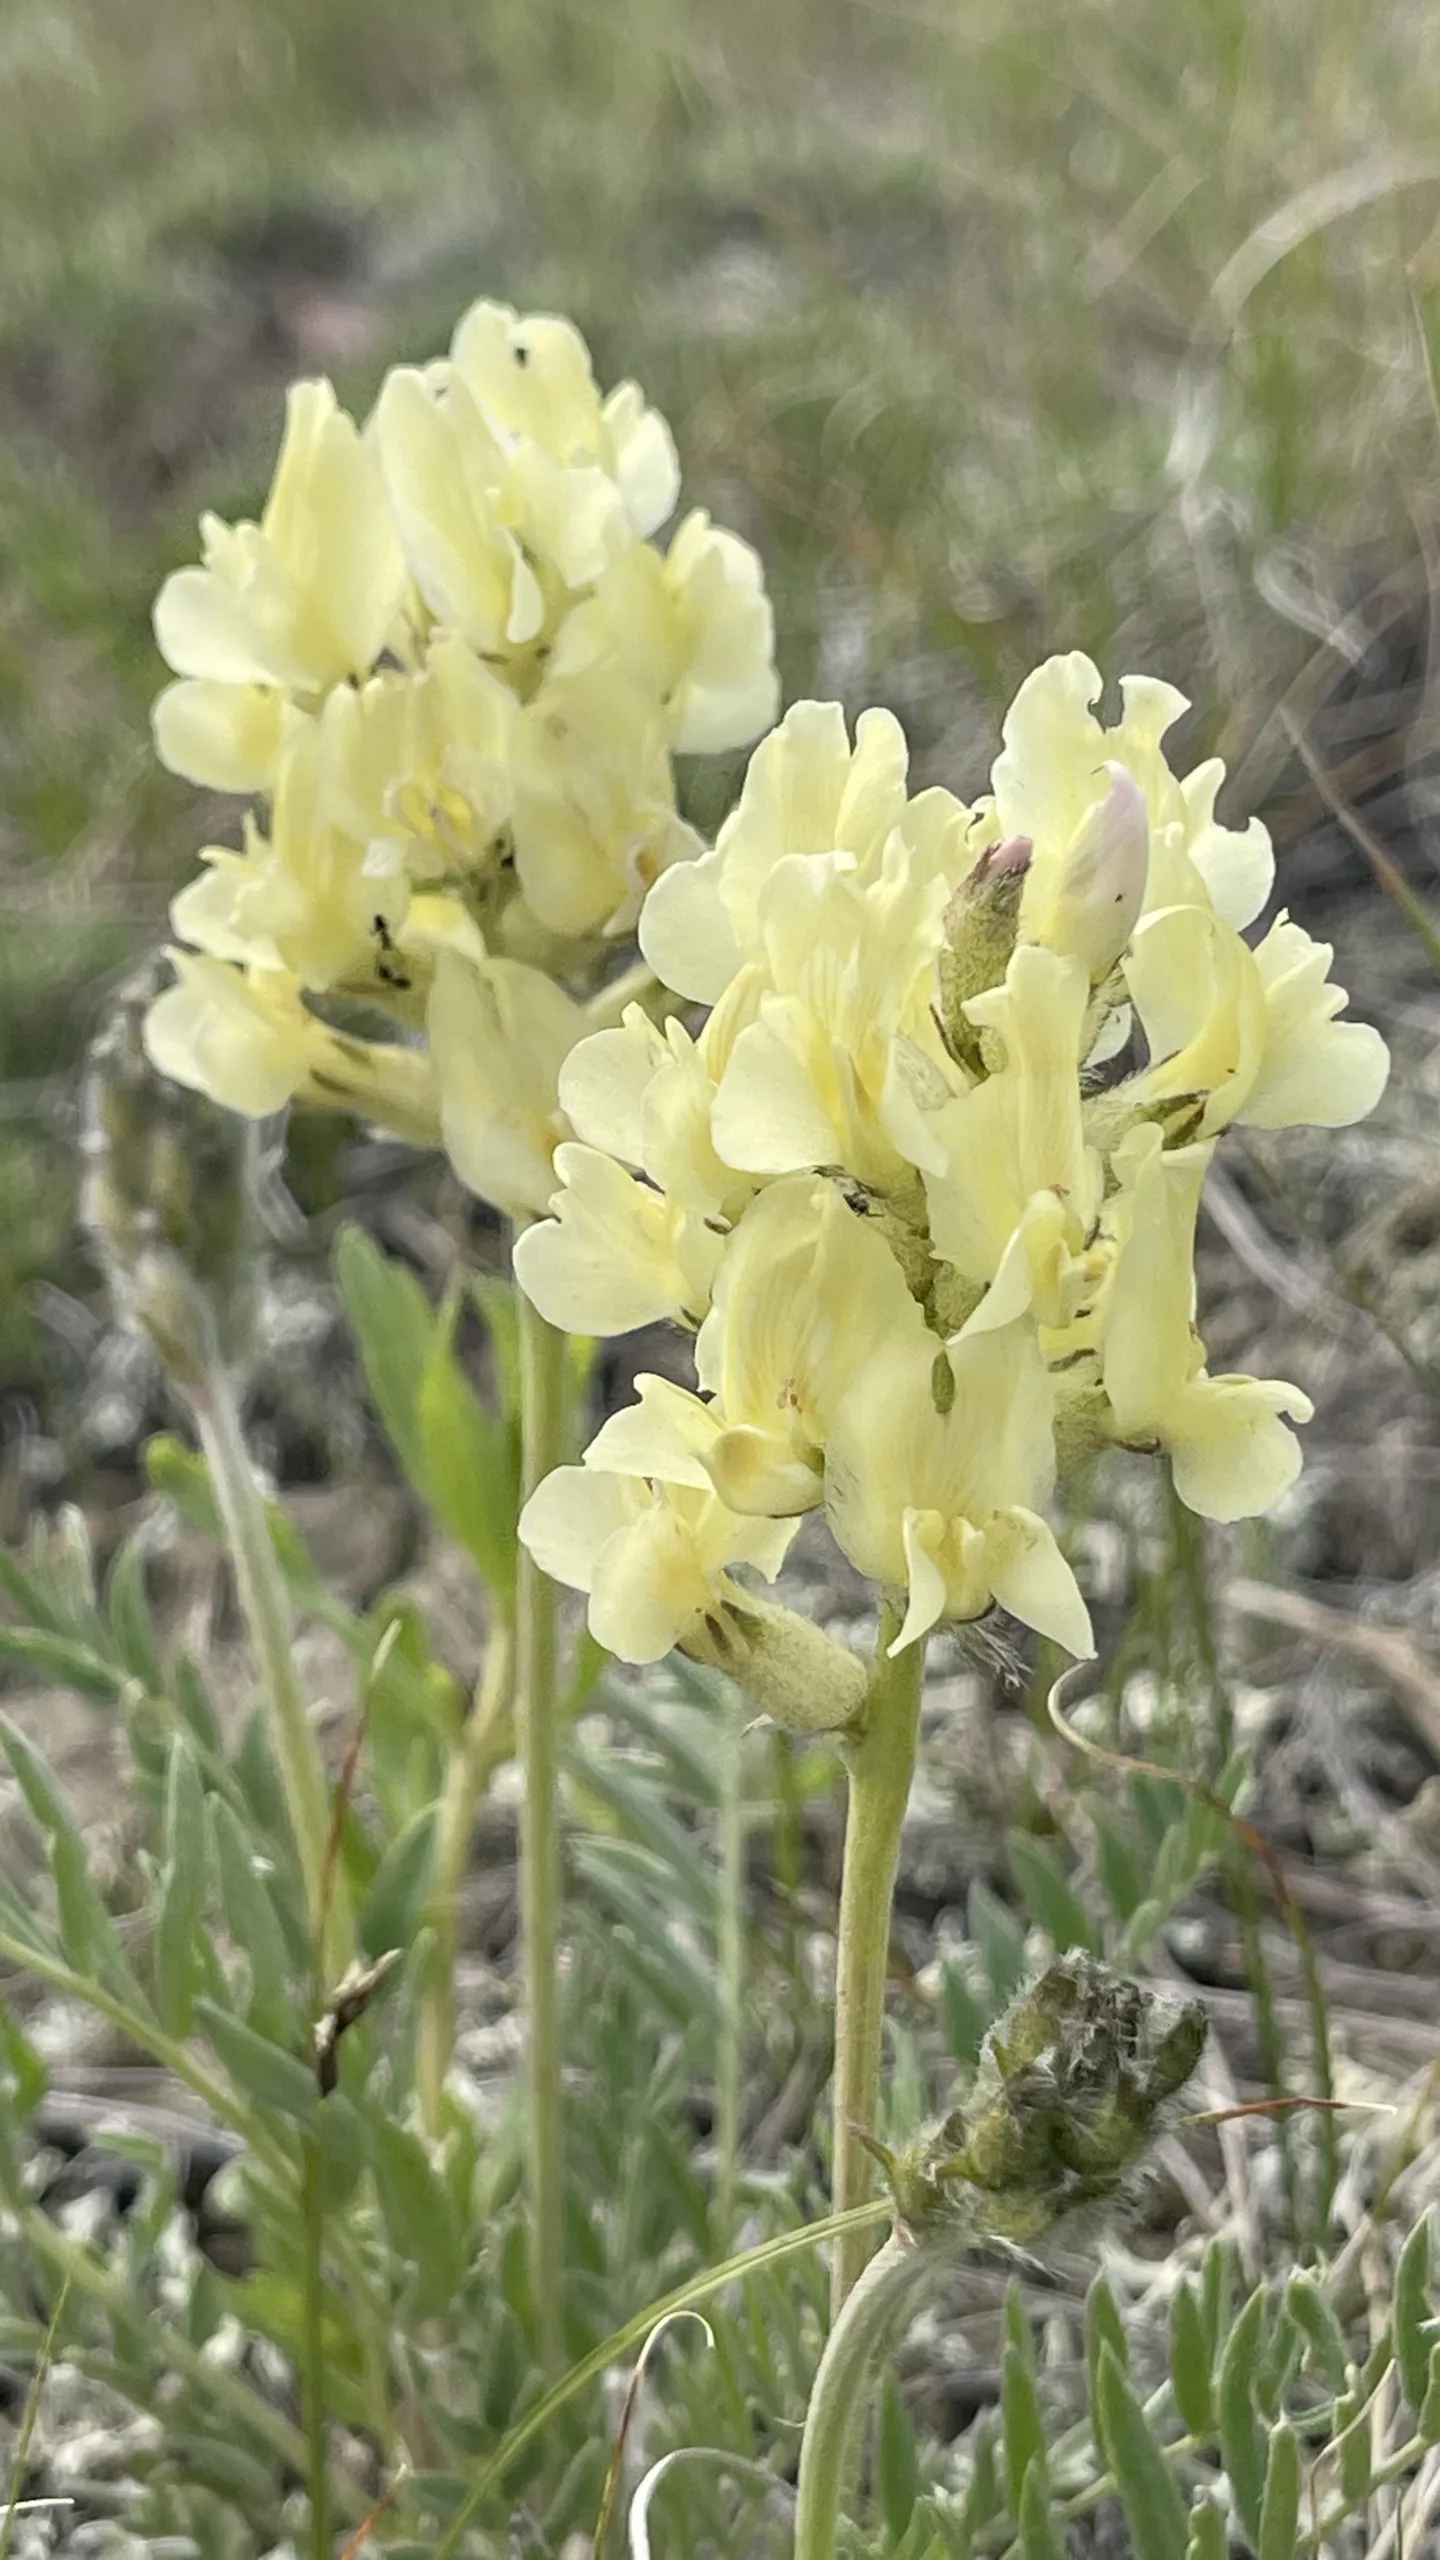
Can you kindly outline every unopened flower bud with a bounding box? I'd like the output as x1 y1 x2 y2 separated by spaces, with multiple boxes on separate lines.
83 962 263 1388
1028 764 1147 983
684 1594 867 1735
891 1954 1206 2242
936 835 1032 1073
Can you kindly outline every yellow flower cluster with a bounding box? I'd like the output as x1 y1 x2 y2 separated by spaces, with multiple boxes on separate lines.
517 656 1389 1668
143 302 779 1213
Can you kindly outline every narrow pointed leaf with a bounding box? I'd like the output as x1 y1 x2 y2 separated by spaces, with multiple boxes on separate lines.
1394 2212 1433 2415
195 1998 317 2123
1017 2463 1063 2560
1257 2418 1300 2560
1169 2279 1213 2435
1002 2339 1046 2514
154 1741 207 2033
1217 2288 1267 2540
1098 2343 1187 2560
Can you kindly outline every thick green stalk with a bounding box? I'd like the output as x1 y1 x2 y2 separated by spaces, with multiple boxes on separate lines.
795 2228 928 2560
417 1623 514 2135
830 1612 926 2311
514 1283 569 2371
192 1358 350 1975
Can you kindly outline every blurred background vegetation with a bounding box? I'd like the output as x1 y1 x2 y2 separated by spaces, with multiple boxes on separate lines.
3 0 1439 1456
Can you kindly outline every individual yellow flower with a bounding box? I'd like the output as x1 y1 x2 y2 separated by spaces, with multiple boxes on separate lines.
692 1174 930 1516
1126 903 1390 1134
509 665 700 938
988 652 1274 937
513 1143 726 1335
922 942 1102 1336
426 950 588 1220
143 952 441 1143
153 381 406 787
448 299 680 548
639 697 970 1003
517 1378 794 1663
1097 1128 1312 1518
372 362 548 656
550 508 778 754
822 1327 1094 1657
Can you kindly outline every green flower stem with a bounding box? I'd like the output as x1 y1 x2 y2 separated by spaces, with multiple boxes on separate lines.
830 1610 926 2311
794 2226 930 2560
515 1281 569 2371
191 1355 350 1975
417 1621 514 2135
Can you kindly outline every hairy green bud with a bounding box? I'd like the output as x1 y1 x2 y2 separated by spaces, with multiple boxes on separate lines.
892 1953 1206 2242
685 1594 867 1735
937 834 1032 1074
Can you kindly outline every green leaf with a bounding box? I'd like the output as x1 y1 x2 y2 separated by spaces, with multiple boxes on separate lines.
1085 2273 1128 2467
209 1798 294 2042
1091 1803 1144 1921
940 1960 990 2066
960 2417 1001 2536
1284 2272 1349 2391
1334 2372 1371 2507
154 1741 207 2034
1007 1829 1099 1956
105 1536 161 1691
1016 2462 1063 2560
0 1546 58 1632
0 2002 46 2121
333 1225 434 1489
0 1715 142 1994
0 1627 127 1701
368 2115 464 2316
969 1882 1027 2005
1168 2280 1214 2436
195 1998 318 2124
1257 2418 1301 2560
1186 2497 1228 2560
1394 2212 1433 2415
1001 2287 1045 2514
1418 2342 1440 2443
359 1805 437 1960
172 1651 225 1757
1217 2287 1267 2541
417 1292 519 1604
1098 2344 1188 2560
876 2368 921 2545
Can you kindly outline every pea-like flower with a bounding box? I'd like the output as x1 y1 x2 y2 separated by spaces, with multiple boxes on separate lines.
519 667 1388 1680
145 299 780 1213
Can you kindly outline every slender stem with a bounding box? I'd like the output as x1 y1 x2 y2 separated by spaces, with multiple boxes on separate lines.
795 2228 928 2560
715 1695 746 2250
301 2131 331 2560
417 1622 514 2135
191 1359 350 1974
830 1611 926 2312
514 1280 569 2370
